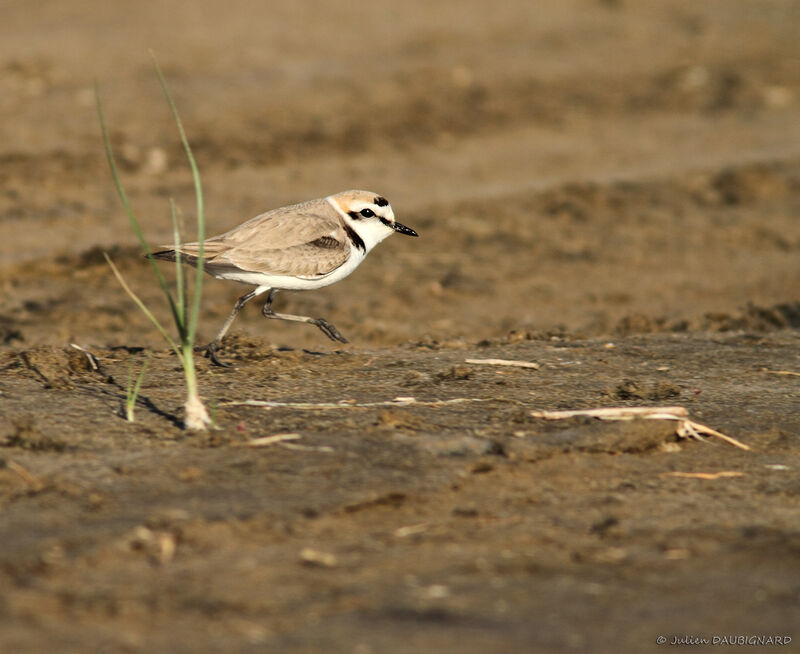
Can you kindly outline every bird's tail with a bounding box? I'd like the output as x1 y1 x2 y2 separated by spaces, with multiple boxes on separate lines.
149 249 204 268
150 249 178 262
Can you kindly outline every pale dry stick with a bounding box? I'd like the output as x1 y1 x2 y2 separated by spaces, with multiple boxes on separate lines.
529 406 751 451
762 369 800 377
530 407 689 420
299 548 338 568
465 358 540 369
7 460 45 491
677 419 708 443
157 532 177 565
70 343 100 371
663 471 745 480
280 443 335 453
237 433 301 447
394 523 429 538
222 397 491 410
131 526 177 566
678 420 750 451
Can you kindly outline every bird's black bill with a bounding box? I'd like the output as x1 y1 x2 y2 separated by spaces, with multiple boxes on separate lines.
392 221 419 237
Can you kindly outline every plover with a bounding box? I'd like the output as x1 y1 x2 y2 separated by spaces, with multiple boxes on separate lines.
153 190 418 365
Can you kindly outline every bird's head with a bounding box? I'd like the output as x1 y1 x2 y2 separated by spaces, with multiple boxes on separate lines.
328 190 418 251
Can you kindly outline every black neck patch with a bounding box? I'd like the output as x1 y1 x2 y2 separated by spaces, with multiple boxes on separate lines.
343 223 366 252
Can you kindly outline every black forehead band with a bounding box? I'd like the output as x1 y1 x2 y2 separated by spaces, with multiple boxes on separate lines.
374 196 389 207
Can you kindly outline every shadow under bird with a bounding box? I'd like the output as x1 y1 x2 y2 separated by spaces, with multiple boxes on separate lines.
153 190 418 366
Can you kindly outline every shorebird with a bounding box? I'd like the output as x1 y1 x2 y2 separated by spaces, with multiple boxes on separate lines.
153 190 418 365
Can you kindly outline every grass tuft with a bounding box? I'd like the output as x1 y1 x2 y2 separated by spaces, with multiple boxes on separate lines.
97 57 211 430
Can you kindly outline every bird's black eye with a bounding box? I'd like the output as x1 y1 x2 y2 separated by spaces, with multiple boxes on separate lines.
360 208 375 218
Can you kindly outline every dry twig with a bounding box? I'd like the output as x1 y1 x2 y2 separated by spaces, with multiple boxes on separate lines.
676 420 750 450
394 523 429 538
299 548 338 567
280 443 335 453
7 460 45 490
762 369 800 377
530 406 750 450
530 407 688 420
663 471 745 480
70 343 100 371
223 397 489 410
465 358 540 369
238 433 301 447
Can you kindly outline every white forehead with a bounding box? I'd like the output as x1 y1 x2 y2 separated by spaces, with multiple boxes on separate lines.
350 199 393 216
327 192 396 222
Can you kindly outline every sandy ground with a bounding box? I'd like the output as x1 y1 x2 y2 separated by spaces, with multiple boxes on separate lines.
1 1 799 652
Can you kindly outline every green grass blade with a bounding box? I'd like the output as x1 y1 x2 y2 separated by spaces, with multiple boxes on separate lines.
170 198 185 329
104 253 183 362
125 352 151 422
126 355 136 417
95 85 184 334
151 55 205 347
131 353 151 403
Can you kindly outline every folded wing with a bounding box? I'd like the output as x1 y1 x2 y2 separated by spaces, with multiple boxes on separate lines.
154 200 351 278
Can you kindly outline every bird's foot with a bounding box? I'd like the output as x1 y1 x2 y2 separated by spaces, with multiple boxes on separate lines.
313 319 348 343
197 341 231 367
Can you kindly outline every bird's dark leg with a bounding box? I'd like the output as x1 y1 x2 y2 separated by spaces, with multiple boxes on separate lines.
200 288 260 366
261 289 348 343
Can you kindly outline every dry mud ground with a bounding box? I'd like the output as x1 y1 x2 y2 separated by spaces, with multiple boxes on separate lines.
1 1 800 652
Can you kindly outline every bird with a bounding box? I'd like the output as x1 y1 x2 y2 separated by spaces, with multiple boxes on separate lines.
152 190 418 366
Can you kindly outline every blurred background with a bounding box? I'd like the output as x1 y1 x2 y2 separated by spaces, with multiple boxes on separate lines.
2 0 799 349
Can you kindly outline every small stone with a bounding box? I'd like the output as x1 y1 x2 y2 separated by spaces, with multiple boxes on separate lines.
421 436 498 457
299 548 338 568
436 365 471 381
403 370 433 387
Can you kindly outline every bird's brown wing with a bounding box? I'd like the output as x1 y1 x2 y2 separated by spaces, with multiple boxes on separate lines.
221 234 351 278
162 198 352 278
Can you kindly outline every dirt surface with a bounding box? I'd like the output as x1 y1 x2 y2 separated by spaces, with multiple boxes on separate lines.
1 1 800 652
